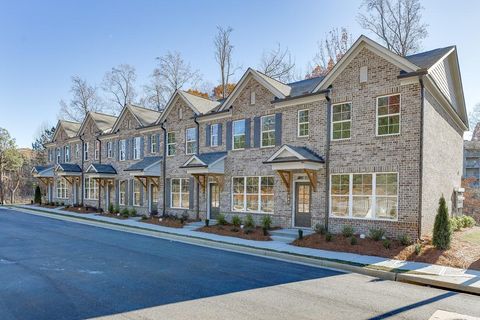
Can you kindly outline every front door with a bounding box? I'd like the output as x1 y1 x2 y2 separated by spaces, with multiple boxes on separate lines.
294 182 311 227
209 182 220 220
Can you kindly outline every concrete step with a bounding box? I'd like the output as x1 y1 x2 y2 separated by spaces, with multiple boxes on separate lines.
271 235 296 244
270 228 313 239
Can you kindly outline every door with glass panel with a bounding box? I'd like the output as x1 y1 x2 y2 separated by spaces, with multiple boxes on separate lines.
294 182 311 227
209 182 220 220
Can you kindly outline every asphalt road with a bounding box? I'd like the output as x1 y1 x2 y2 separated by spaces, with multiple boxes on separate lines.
0 208 479 320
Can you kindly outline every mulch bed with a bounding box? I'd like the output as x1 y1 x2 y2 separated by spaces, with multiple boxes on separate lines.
140 216 185 228
293 227 480 270
198 224 272 241
97 212 129 220
38 204 58 208
62 206 100 214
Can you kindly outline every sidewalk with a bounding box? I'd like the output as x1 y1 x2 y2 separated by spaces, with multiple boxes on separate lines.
10 204 480 295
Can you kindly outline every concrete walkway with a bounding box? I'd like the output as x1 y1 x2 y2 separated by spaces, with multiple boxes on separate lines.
10 204 480 295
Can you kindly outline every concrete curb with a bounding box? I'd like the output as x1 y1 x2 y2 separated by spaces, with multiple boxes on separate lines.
8 205 479 295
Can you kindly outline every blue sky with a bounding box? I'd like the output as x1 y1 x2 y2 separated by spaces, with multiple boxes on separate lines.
0 0 478 147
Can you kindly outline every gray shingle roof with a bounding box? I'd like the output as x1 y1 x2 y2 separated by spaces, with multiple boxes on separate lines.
406 46 455 69
90 112 118 133
57 163 82 172
90 163 117 174
287 76 325 98
179 91 221 115
265 145 324 163
60 120 81 138
254 70 292 97
129 105 162 126
125 156 162 171
34 165 53 173
182 152 227 168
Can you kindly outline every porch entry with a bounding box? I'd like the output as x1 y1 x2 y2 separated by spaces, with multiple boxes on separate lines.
294 182 312 228
208 182 220 220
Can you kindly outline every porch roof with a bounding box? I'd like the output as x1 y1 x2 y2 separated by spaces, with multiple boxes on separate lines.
55 163 82 176
264 145 324 170
181 152 227 175
125 156 162 177
31 165 54 178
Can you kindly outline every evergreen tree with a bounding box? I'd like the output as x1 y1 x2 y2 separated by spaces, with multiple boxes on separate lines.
34 185 42 204
432 195 452 250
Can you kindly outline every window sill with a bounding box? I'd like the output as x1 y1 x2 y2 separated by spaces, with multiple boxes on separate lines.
329 215 398 222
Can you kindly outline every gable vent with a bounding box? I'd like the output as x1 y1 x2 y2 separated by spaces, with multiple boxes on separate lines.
360 66 368 83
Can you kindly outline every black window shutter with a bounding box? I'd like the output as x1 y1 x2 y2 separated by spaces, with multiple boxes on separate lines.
139 182 144 206
205 124 211 147
189 177 194 209
125 139 130 160
218 123 223 146
245 118 251 148
165 178 171 208
156 134 160 153
115 180 119 205
128 179 133 205
275 113 283 146
226 121 232 150
148 135 151 154
140 136 144 158
254 116 261 148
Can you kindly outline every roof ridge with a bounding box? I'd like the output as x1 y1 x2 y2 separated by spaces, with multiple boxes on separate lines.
128 104 162 113
90 111 118 118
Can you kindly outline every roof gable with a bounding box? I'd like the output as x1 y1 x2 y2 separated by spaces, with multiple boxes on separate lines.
157 90 220 123
78 111 117 136
52 120 81 142
111 106 145 133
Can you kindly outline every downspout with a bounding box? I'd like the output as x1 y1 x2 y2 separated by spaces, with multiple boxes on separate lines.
194 115 200 220
160 120 167 216
96 134 102 210
418 77 425 240
79 134 85 206
324 88 332 232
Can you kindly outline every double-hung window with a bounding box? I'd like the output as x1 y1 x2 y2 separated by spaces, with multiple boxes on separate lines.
298 110 309 137
107 141 113 158
84 177 98 200
210 124 219 147
133 137 141 160
171 178 189 209
332 103 352 140
119 140 126 161
56 148 61 163
75 144 80 159
330 173 398 220
377 94 400 136
150 134 157 153
64 145 70 162
232 120 246 150
94 141 100 160
261 115 275 147
133 180 141 206
232 176 274 213
56 179 69 199
185 128 197 155
167 132 176 156
119 181 126 205
83 142 89 161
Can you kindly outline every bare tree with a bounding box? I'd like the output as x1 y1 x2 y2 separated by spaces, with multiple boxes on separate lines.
153 51 201 100
102 64 137 114
358 0 428 56
259 44 298 82
141 75 169 111
58 76 103 122
307 27 353 78
214 26 236 99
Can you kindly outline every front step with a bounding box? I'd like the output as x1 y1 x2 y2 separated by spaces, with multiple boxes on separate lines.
269 228 314 243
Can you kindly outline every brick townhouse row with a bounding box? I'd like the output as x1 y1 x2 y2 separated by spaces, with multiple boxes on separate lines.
32 35 468 239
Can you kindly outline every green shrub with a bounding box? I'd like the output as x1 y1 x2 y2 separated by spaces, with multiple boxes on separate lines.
261 215 272 230
325 233 333 242
121 208 129 217
369 228 385 241
342 225 354 238
34 186 42 204
232 215 242 227
114 204 120 214
217 213 227 225
382 239 391 249
460 215 476 228
108 203 114 214
350 236 357 245
414 243 422 255
244 227 253 235
129 208 137 217
450 217 461 232
314 223 326 235
141 215 148 220
181 211 189 223
432 196 452 250
398 234 412 246
244 214 255 228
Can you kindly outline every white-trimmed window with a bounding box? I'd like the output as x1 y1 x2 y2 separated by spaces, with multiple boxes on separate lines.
210 124 219 147
133 180 141 206
330 172 398 220
171 178 189 209
133 137 141 160
84 177 98 200
56 178 69 199
83 142 89 161
377 94 400 136
298 109 309 137
107 141 113 158
56 148 61 163
167 132 176 156
232 176 274 213
94 141 100 160
150 134 158 153
64 145 70 162
185 128 197 155
119 139 126 161
232 120 246 150
261 115 276 147
75 144 80 159
119 180 126 205
332 102 351 140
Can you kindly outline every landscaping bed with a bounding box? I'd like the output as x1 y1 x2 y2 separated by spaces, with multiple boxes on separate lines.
198 225 272 241
62 206 100 214
140 216 185 228
97 212 129 220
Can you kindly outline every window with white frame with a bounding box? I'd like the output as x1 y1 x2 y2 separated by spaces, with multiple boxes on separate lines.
171 178 189 208
133 180 141 206
75 144 80 159
133 137 141 160
298 110 309 137
56 148 61 163
330 173 398 220
232 120 246 150
150 134 158 153
83 142 89 161
94 141 100 160
119 139 126 161
119 180 126 205
84 177 98 200
261 115 276 147
107 141 113 158
210 124 219 147
64 145 70 162
332 103 352 140
48 149 53 162
377 94 400 135
185 128 197 155
232 176 274 213
167 132 176 156
56 178 69 199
